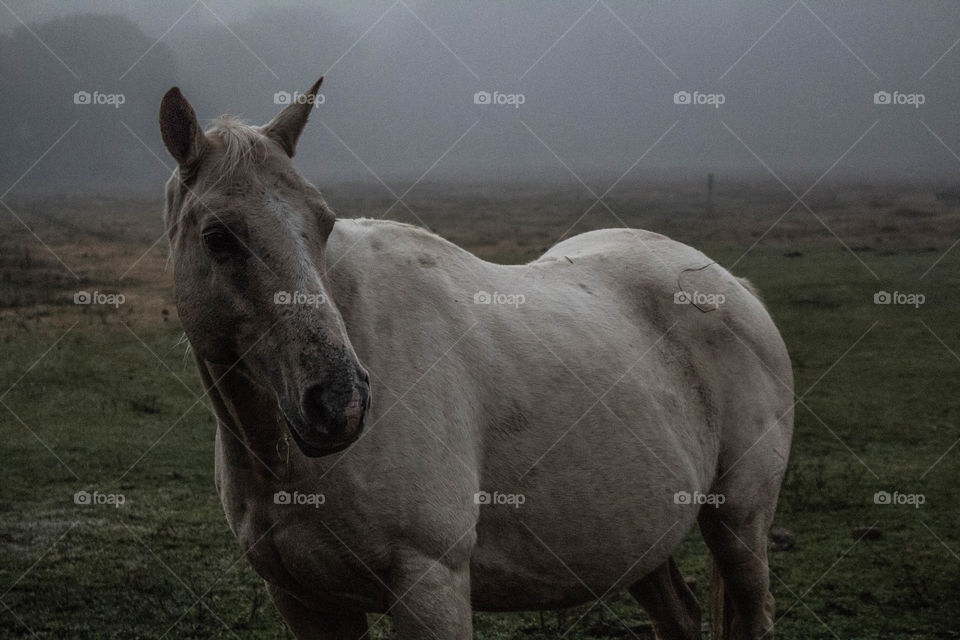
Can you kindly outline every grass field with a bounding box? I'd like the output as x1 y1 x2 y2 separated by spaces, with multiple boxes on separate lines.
1 180 959 638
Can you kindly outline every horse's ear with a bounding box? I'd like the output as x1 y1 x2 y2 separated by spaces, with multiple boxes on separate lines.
262 77 322 158
159 87 206 171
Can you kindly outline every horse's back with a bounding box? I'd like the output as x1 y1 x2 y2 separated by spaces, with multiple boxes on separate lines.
537 227 672 261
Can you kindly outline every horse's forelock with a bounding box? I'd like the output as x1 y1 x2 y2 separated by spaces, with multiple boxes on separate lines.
206 116 270 178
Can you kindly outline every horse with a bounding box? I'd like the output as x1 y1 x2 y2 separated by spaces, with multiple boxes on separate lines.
159 77 793 640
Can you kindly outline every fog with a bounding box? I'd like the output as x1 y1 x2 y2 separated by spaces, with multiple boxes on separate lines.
2 1 960 194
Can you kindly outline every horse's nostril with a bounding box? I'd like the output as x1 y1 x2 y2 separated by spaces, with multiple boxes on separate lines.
301 382 366 439
302 384 328 425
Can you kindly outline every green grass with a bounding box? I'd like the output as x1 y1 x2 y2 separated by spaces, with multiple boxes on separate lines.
2 237 960 638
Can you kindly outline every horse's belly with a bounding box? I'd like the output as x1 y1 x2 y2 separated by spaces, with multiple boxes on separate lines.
469 391 713 611
468 505 697 611
470 430 705 608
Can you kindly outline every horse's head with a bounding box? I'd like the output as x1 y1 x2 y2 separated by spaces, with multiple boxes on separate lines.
159 78 369 457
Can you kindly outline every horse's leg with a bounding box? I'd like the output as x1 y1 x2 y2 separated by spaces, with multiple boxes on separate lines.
267 584 369 639
388 548 473 640
629 556 702 640
697 480 777 640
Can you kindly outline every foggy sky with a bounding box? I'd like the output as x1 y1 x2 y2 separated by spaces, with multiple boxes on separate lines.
2 1 960 194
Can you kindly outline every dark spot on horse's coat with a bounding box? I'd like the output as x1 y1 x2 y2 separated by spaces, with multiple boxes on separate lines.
418 254 437 268
495 411 529 435
578 282 593 295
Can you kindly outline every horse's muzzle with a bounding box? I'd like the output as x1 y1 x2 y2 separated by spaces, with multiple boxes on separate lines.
291 374 370 456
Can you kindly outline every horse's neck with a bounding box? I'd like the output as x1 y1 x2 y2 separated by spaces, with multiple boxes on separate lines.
206 362 289 479
322 220 369 335
323 219 364 286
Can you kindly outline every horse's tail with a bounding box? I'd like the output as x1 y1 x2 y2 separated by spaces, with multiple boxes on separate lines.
709 553 731 640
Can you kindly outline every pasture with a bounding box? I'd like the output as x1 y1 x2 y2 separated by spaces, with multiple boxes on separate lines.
1 180 958 638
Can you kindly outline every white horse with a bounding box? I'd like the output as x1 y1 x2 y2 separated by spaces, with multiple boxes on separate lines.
160 77 793 640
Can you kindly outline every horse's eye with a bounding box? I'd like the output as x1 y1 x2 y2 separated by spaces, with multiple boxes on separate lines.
202 226 241 257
